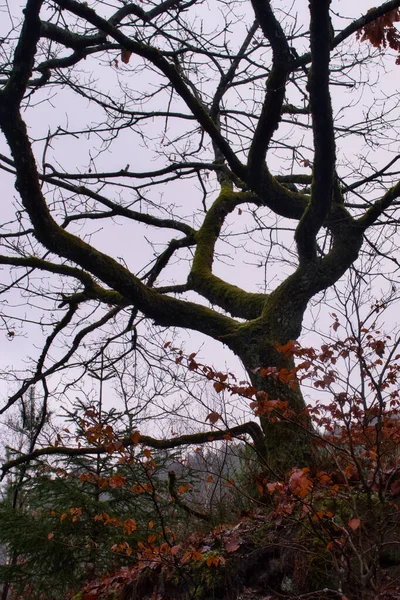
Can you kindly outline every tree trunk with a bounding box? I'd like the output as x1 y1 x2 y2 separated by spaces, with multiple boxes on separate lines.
226 289 315 476
238 342 314 476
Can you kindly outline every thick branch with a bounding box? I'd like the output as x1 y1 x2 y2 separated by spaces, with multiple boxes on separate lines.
2 0 43 105
294 0 335 262
247 0 292 183
253 171 309 220
268 210 364 323
40 21 106 50
2 421 265 478
189 187 267 319
0 106 237 343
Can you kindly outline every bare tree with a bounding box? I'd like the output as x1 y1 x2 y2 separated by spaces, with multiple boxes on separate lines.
1 0 400 475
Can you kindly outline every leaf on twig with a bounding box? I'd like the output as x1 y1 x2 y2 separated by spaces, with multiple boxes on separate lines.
206 411 222 425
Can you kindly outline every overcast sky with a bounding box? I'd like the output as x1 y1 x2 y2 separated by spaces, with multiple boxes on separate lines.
1 0 399 437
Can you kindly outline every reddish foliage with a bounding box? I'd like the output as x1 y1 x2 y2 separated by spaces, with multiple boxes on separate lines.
56 325 400 599
356 8 400 64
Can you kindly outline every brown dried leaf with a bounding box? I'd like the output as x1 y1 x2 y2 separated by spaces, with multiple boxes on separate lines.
206 411 221 425
121 49 132 64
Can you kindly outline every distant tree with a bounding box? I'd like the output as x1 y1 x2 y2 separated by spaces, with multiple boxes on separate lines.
1 0 400 474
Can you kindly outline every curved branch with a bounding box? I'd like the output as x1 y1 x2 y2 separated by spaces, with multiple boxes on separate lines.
0 104 236 344
247 0 292 182
254 172 309 220
1 421 265 478
108 0 200 26
189 187 267 319
333 0 400 50
294 0 336 262
40 21 107 50
357 180 400 230
145 237 194 288
0 154 198 238
2 0 43 105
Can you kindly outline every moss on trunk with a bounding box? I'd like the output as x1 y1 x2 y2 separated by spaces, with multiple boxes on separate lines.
225 295 315 476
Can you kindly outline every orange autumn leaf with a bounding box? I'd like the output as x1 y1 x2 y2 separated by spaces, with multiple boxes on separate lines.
181 551 193 564
206 554 225 567
123 518 137 535
108 474 127 489
275 339 299 357
289 468 312 498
